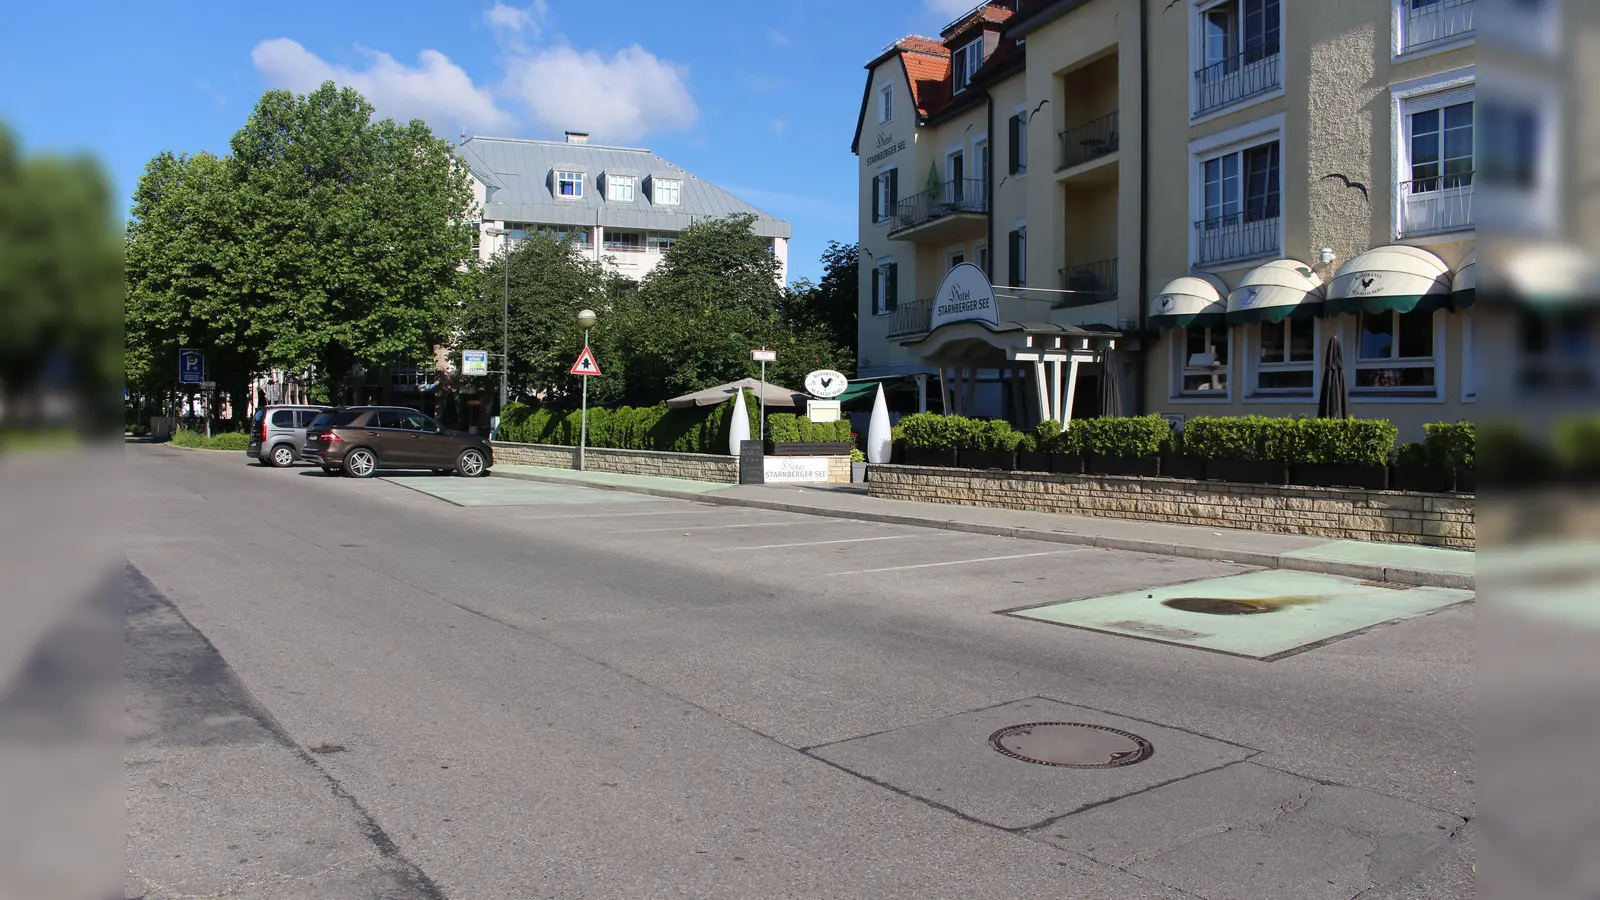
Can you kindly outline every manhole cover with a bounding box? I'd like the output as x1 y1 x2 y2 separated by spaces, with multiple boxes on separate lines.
1163 597 1274 615
988 722 1153 768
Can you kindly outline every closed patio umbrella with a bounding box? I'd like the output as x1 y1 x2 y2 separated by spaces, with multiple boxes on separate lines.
1317 335 1349 419
1099 346 1124 417
664 377 805 409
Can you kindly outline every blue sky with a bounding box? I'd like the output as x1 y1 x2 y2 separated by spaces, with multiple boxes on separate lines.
1 0 979 283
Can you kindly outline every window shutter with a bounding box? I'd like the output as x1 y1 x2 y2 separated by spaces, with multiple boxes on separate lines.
887 263 899 312
871 266 881 314
1008 230 1020 285
888 169 899 214
871 175 881 222
1008 115 1021 175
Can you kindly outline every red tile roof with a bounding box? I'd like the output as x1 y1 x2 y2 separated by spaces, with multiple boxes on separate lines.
941 3 1016 42
897 38 952 118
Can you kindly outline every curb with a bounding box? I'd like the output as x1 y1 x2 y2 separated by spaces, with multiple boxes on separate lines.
491 469 1475 591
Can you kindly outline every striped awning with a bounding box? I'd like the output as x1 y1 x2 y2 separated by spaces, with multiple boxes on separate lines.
1326 245 1452 315
1452 250 1475 308
1149 274 1228 328
1226 259 1325 324
1496 244 1600 309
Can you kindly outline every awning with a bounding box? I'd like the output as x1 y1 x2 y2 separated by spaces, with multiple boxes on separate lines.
665 378 805 409
1326 245 1452 315
1494 244 1600 310
1226 259 1324 324
1149 275 1228 328
837 381 884 403
1452 250 1475 309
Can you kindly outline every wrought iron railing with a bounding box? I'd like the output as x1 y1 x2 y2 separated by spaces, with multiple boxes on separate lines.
1057 112 1120 171
1403 0 1474 51
890 178 988 233
1195 214 1280 265
885 297 934 340
1399 172 1474 236
1056 259 1119 308
1194 46 1281 114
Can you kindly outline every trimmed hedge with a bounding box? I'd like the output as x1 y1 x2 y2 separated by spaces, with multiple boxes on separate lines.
172 429 250 451
498 394 758 455
1183 416 1397 467
1075 415 1171 459
1423 420 1475 470
767 413 852 443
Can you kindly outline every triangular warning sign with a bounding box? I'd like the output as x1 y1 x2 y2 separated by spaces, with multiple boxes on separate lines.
570 346 602 376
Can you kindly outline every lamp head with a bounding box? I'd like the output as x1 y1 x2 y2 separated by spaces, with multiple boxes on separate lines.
577 309 599 329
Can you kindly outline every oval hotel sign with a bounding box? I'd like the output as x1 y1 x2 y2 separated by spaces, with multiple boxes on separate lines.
930 262 999 332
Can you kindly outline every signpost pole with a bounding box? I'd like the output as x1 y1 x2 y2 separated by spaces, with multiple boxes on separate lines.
579 328 591 472
759 354 767 443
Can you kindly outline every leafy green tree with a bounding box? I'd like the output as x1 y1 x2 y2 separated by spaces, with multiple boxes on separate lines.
781 240 858 357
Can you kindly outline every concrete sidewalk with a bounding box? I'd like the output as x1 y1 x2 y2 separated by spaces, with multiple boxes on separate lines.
492 464 1474 590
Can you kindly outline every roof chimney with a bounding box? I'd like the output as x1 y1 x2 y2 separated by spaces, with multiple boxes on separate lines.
564 131 590 144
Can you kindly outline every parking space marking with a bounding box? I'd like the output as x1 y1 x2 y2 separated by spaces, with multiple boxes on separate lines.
614 520 820 534
827 549 1091 576
518 508 736 520
712 534 928 552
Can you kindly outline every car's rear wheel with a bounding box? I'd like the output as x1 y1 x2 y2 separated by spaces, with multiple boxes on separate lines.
270 444 297 468
455 448 487 477
343 448 378 478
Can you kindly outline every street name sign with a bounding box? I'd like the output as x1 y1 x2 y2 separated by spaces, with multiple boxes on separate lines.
751 349 777 363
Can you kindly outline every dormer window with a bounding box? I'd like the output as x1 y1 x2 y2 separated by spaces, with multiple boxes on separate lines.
608 175 636 202
653 177 681 206
952 37 983 94
556 170 583 199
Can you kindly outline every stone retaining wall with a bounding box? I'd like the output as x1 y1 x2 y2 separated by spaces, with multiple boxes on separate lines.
868 465 1475 549
491 442 739 483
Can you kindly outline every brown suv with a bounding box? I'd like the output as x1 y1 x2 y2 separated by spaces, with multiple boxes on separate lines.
302 406 493 478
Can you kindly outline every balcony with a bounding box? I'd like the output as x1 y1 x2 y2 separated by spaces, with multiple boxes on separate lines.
1194 46 1281 115
884 293 1062 342
1195 213 1280 266
1056 259 1119 309
889 178 988 243
1399 172 1474 237
1402 0 1474 52
1057 112 1120 172
886 298 934 340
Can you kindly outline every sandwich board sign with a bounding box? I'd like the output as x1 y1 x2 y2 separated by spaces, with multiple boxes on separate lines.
570 346 602 376
462 350 488 376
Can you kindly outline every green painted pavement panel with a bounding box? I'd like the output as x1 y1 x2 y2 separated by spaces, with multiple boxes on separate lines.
1283 539 1474 576
1011 570 1472 659
381 475 671 507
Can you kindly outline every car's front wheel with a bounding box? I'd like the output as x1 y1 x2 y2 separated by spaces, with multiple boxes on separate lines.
270 444 297 468
343 448 378 478
455 448 487 477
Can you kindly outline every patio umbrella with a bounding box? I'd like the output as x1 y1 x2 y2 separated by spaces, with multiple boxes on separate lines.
1099 345 1124 417
1317 335 1349 419
664 377 805 409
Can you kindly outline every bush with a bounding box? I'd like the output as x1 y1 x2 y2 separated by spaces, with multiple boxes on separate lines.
973 419 1020 452
850 447 866 462
767 413 852 443
1292 418 1398 466
1394 442 1429 467
1425 420 1475 470
1182 416 1274 461
1073 415 1170 458
1016 433 1038 453
494 392 757 455
896 412 949 450
171 428 249 451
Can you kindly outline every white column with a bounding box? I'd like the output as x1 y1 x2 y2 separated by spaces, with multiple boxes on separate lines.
1063 358 1083 425
592 225 604 263
1033 362 1051 424
915 374 928 413
1050 360 1064 422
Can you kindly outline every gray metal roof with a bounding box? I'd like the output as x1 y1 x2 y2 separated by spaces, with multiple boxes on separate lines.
456 136 792 239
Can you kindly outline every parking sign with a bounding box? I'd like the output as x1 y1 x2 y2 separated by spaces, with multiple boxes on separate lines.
178 349 206 384
462 350 489 376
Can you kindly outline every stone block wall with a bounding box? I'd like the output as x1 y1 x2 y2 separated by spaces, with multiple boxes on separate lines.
827 457 852 484
491 442 739 483
868 466 1475 549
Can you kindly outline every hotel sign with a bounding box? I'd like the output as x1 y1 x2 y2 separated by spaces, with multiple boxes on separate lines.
865 131 906 165
930 262 999 331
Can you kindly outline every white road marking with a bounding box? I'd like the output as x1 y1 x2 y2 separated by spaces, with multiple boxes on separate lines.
503 508 730 520
713 534 928 551
616 520 820 534
827 549 1092 576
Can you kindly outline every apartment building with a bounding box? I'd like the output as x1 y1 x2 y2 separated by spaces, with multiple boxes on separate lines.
458 131 791 283
853 0 1566 440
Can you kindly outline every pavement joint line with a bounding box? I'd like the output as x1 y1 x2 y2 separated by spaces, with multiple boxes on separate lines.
1019 755 1267 835
827 549 1092 577
378 476 470 507
713 534 931 552
491 469 1475 590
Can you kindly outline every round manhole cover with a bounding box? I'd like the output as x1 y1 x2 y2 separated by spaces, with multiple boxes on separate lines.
988 722 1153 768
1163 597 1273 615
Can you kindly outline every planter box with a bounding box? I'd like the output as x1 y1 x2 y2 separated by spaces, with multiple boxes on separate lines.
1292 463 1389 490
1160 454 1206 481
903 448 959 467
1015 451 1053 473
1452 469 1475 494
1389 465 1453 494
1086 453 1161 477
1051 453 1085 475
1204 459 1288 485
851 462 867 483
766 441 851 456
959 450 1018 471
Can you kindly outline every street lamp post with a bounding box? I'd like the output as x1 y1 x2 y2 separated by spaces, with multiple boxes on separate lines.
577 309 598 471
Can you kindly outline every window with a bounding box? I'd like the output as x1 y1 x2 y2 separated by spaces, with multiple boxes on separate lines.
548 226 590 246
1398 91 1474 236
1400 0 1475 54
374 410 406 429
947 249 965 271
879 84 894 123
1252 319 1315 394
952 38 982 94
604 231 642 251
608 175 636 202
392 411 432 431
647 232 676 252
1008 114 1028 175
871 168 898 224
1197 139 1280 264
947 151 965 202
1482 101 1537 190
556 170 584 199
1194 0 1282 114
1518 312 1595 393
653 178 681 206
871 260 898 316
1008 227 1027 286
294 410 321 428
976 241 989 273
1178 325 1231 396
1355 310 1438 394
270 410 295 428
974 139 989 200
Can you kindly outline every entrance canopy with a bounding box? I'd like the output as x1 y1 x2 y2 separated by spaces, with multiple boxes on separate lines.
1327 245 1452 315
1226 259 1324 324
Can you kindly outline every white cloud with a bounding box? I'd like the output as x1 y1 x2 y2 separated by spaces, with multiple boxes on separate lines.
252 38 515 136
485 1 548 51
505 45 697 142
926 0 979 16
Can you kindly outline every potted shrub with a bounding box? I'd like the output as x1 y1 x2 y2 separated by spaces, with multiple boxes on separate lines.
1389 442 1452 492
1184 416 1289 485
764 413 852 456
850 447 867 482
1014 432 1052 472
1041 419 1085 474
1158 423 1205 481
898 412 958 467
1290 418 1395 490
1426 420 1476 493
958 419 1020 470
1080 415 1165 477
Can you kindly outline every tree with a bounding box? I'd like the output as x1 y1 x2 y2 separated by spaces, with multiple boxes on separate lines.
781 240 859 356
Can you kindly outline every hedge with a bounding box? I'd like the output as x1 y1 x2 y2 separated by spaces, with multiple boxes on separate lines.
171 429 250 451
766 413 852 443
1424 421 1475 470
497 393 758 455
1074 415 1171 459
1182 416 1398 467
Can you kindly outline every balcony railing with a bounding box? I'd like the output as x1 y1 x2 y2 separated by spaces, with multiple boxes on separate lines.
1195 213 1280 265
1399 172 1474 237
885 297 934 340
1403 0 1474 52
890 178 988 234
1057 112 1120 171
1194 46 1281 115
1056 258 1119 308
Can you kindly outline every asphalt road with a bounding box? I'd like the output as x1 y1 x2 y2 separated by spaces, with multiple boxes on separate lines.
124 444 1474 899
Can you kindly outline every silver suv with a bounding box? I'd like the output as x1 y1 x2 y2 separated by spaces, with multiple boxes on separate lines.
248 405 331 467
